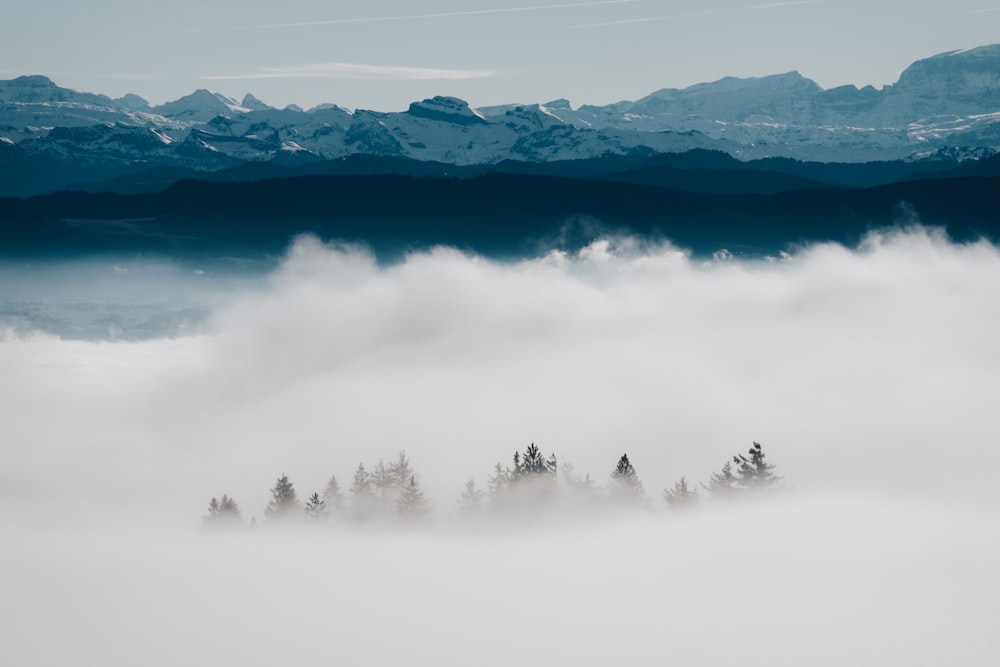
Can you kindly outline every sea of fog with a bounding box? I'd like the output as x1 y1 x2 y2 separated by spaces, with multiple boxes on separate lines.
2 227 998 666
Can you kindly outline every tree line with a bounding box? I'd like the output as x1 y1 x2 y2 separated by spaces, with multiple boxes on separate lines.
202 442 781 529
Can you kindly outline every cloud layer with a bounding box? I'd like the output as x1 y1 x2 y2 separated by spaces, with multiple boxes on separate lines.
3 227 999 524
2 228 999 665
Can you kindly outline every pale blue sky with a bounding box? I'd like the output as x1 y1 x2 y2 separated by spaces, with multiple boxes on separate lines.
2 0 998 110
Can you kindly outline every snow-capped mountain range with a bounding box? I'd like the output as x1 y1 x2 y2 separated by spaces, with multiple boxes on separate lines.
2 44 1000 195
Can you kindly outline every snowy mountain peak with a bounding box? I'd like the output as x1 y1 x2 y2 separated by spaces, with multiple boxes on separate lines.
154 89 248 121
115 93 151 112
895 45 1000 105
0 75 114 107
406 96 487 125
241 93 273 111
667 70 822 97
542 98 573 110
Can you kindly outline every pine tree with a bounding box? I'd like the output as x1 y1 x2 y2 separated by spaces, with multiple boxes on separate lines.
265 474 300 522
456 478 486 515
396 476 429 519
389 451 414 489
322 475 346 516
304 492 329 523
497 443 559 512
371 460 393 500
512 443 557 481
350 463 376 520
487 462 510 500
608 453 647 506
218 494 242 524
702 460 737 498
733 442 781 491
202 496 222 527
663 477 699 508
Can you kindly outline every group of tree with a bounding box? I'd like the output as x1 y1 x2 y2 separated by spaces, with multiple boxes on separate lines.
202 442 781 530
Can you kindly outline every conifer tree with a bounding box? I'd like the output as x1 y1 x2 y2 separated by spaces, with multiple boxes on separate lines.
487 462 511 503
304 492 329 523
265 474 300 522
513 443 557 481
218 494 242 524
389 451 414 489
663 477 699 508
202 497 222 527
702 460 737 498
350 463 376 520
733 442 781 491
371 460 393 500
500 443 559 511
396 476 430 518
608 453 646 506
456 479 486 515
205 496 221 517
322 474 346 517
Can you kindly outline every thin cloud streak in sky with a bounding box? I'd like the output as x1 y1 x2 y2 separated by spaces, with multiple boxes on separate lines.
567 10 720 29
747 0 823 10
200 62 498 82
569 0 821 28
224 0 638 31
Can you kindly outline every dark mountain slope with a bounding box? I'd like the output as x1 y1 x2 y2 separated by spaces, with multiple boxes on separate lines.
1 173 997 260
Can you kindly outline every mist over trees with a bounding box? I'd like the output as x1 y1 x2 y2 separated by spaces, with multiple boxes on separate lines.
201 442 784 531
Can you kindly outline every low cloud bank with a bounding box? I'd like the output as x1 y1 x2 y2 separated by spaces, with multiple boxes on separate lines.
3 227 999 665
2 227 999 528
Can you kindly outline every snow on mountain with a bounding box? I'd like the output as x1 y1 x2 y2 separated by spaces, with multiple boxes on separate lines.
153 89 250 122
2 44 1000 194
0 75 116 107
240 93 273 112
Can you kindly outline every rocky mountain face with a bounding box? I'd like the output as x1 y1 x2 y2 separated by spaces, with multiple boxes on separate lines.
2 45 999 195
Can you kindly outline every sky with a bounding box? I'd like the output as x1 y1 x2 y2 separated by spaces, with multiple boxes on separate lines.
2 0 999 110
2 228 1000 665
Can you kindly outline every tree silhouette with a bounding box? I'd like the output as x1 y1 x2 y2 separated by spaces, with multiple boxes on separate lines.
396 476 429 518
265 474 300 522
322 475 346 517
389 451 414 489
733 442 781 491
456 478 486 515
608 453 647 506
371 460 393 500
663 477 698 508
350 463 376 520
512 443 557 482
202 496 244 529
304 492 329 523
487 462 511 500
702 460 737 498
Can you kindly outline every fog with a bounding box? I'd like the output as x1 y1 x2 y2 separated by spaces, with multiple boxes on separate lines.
2 227 999 665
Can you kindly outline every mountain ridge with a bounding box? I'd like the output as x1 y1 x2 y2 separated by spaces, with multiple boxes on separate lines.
3 44 1000 196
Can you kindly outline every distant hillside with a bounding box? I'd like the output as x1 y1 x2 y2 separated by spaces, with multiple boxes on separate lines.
2 172 997 260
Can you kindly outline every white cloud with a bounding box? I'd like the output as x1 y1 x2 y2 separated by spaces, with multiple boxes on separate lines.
3 228 1000 525
3 228 1000 665
568 0 822 28
567 10 720 29
200 62 498 81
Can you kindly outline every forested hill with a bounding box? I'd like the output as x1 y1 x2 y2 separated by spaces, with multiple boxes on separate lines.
1 171 998 260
